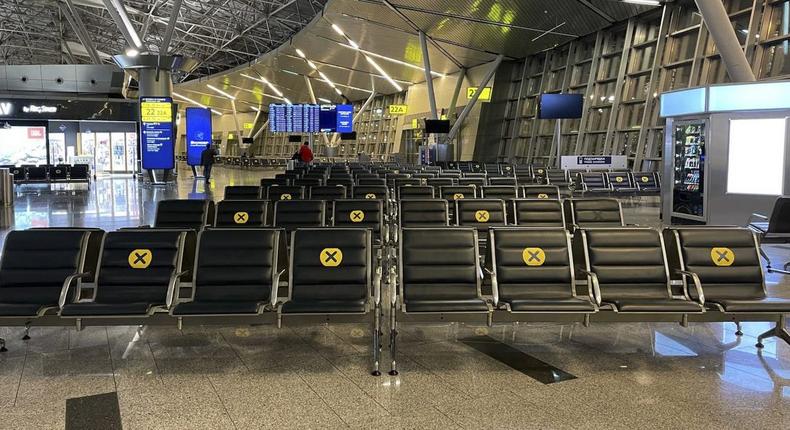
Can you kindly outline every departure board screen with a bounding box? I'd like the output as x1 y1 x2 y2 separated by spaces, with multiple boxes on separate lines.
269 104 353 133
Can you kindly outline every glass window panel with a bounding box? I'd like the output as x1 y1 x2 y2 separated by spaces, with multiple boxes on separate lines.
761 42 790 78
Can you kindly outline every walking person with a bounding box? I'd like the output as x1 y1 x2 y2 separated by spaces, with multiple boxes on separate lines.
299 141 314 164
200 144 218 183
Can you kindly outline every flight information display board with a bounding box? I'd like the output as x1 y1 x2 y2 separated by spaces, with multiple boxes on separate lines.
140 96 175 169
269 104 353 133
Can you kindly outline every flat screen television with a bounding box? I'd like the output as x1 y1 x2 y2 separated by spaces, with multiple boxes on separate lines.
538 93 583 119
425 119 450 134
288 135 303 143
241 137 253 145
340 132 357 141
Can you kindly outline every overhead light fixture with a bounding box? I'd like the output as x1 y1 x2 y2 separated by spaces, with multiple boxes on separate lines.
622 0 660 6
318 97 332 103
206 84 236 100
125 48 139 57
292 47 345 97
284 98 292 105
334 42 445 77
240 73 285 98
211 109 222 115
108 0 143 48
325 20 407 90
173 91 224 116
251 106 261 112
295 48 306 58
331 24 345 36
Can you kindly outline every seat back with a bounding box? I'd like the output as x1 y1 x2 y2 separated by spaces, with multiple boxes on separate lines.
351 185 389 201
490 228 575 301
154 199 213 230
273 200 326 232
399 199 449 227
512 199 565 227
581 228 671 300
0 230 89 305
333 199 384 240
439 185 477 201
395 178 422 188
520 185 561 199
481 185 517 200
578 172 608 190
546 169 569 185
458 177 486 190
309 185 347 201
95 230 185 304
607 172 634 190
214 200 268 227
399 228 480 303
427 177 455 188
488 177 517 186
455 199 507 231
398 185 435 200
295 178 323 187
289 229 371 303
327 177 353 188
633 172 659 189
224 185 262 200
193 229 284 303
570 198 624 228
766 197 790 234
267 185 305 201
671 227 764 301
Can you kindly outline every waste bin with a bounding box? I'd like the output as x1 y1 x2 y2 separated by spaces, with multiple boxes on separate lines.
0 168 14 207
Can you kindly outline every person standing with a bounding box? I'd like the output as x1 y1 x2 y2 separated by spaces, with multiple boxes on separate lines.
299 141 314 164
200 144 218 183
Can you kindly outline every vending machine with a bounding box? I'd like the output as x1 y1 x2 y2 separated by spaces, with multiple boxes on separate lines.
670 119 708 223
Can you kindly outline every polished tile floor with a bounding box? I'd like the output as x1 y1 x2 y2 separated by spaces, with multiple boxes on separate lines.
0 164 788 429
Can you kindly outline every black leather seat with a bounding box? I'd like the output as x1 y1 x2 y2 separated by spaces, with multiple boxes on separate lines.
633 172 660 193
426 177 455 189
357 178 387 186
395 178 422 188
398 228 489 313
351 185 389 201
748 197 790 274
154 199 214 231
280 228 375 315
171 229 286 317
398 185 434 200
455 199 507 232
267 185 305 201
439 185 477 202
567 198 624 230
50 165 69 181
458 177 486 190
0 230 90 318
327 177 354 188
214 200 268 227
489 228 595 313
399 199 449 227
60 230 187 318
512 199 565 228
488 177 517 186
333 200 385 244
224 185 262 200
273 200 325 233
309 185 347 201
577 172 609 194
481 185 517 200
521 185 561 199
295 178 323 187
26 166 48 182
607 172 637 193
580 228 703 313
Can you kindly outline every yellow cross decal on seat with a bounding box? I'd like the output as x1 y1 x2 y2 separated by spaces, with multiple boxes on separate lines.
280 193 292 200
615 176 624 183
537 193 549 199
234 211 249 224
350 210 365 223
128 249 152 269
474 210 490 222
711 247 735 267
522 247 546 266
320 248 343 267
641 176 649 183
536 169 544 174
365 193 376 199
453 193 465 200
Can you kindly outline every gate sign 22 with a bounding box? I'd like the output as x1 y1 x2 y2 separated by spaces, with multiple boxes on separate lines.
140 97 175 169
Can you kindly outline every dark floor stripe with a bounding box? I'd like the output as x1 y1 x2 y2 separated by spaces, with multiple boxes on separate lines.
65 392 122 430
460 336 576 384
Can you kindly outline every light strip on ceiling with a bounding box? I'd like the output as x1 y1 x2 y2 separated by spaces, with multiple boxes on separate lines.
292 47 345 97
227 84 287 103
622 0 660 5
240 73 285 97
206 84 236 100
280 68 373 93
172 92 222 115
333 42 446 78
108 0 143 48
329 21 404 91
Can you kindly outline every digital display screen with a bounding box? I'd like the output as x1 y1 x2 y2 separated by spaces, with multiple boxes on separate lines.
140 96 175 169
0 125 47 165
269 104 353 133
538 93 583 119
728 118 785 195
185 107 212 166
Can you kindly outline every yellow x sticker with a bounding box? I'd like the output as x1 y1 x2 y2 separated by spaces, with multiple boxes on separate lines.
711 247 735 267
128 249 152 269
537 193 549 199
641 176 649 183
280 193 292 200
320 248 343 267
536 169 544 174
364 193 377 199
234 211 249 224
350 210 365 223
475 210 490 222
522 247 546 266
615 176 624 183
453 193 465 200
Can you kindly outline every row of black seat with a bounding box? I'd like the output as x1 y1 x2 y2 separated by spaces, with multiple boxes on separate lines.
229 183 565 200
2 164 91 183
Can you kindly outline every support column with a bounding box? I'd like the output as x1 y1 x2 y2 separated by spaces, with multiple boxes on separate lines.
447 55 504 144
419 31 438 119
137 68 173 97
694 0 756 81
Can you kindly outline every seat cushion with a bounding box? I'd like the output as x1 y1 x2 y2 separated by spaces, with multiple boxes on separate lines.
280 300 367 314
712 297 790 313
610 299 703 313
60 302 154 316
404 299 489 313
171 301 262 315
0 303 50 317
506 298 596 312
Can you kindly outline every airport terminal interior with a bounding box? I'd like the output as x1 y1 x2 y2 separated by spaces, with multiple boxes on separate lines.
1 0 790 429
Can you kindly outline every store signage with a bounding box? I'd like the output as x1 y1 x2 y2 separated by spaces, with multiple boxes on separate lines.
243 122 253 130
577 156 612 165
139 96 175 169
22 105 57 114
0 102 13 116
389 104 408 115
561 155 627 170
467 87 492 102
185 107 212 166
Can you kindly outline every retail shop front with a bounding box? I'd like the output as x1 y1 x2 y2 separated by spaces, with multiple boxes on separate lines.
0 97 139 176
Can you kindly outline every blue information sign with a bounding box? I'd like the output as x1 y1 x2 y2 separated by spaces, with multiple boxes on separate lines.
139 96 175 169
336 104 353 133
185 107 212 166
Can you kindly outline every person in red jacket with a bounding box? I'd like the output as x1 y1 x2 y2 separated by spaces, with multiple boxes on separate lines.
298 141 314 163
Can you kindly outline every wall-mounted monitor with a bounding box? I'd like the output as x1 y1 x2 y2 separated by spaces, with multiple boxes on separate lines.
425 119 450 134
538 93 583 119
288 135 303 143
269 104 353 133
340 131 357 141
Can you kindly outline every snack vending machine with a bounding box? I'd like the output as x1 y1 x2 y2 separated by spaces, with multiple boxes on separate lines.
670 119 707 223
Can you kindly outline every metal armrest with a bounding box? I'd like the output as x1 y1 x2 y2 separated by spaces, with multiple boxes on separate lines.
373 266 382 306
675 269 705 305
58 272 92 308
576 267 601 306
750 212 768 221
270 268 286 307
388 266 398 307
484 267 499 306
166 270 190 309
